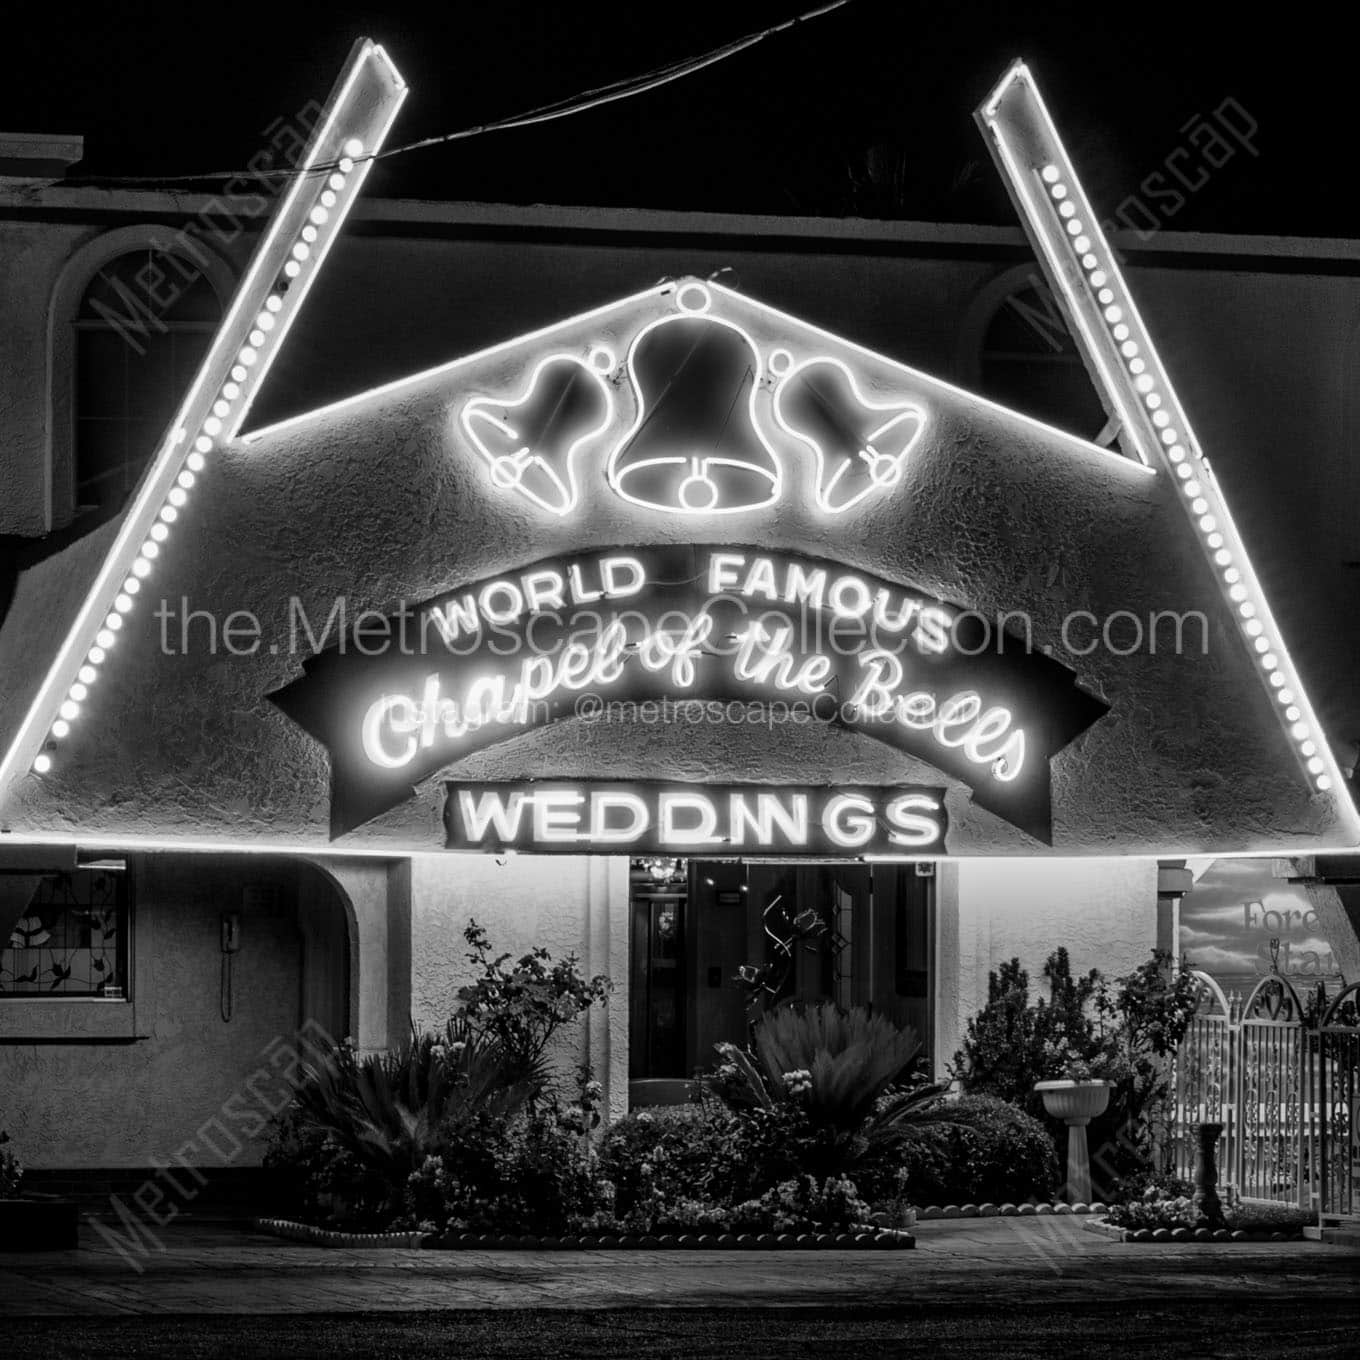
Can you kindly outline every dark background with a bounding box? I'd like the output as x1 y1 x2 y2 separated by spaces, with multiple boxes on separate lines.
4 1 1340 233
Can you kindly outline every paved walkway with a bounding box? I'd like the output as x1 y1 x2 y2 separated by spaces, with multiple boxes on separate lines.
1 1216 1357 1316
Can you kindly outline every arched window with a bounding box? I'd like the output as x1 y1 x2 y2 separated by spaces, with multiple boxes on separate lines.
978 281 1107 437
73 251 222 509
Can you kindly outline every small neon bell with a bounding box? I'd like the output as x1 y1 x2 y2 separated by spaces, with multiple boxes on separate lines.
461 354 613 515
773 357 926 514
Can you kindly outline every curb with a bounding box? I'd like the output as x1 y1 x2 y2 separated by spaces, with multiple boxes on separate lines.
913 1201 1104 1220
1083 1216 1305 1244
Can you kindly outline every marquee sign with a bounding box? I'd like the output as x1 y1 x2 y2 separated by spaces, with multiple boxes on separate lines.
269 545 1108 842
443 780 949 856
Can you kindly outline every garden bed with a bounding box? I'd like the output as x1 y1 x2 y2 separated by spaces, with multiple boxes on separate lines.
1084 1217 1305 1244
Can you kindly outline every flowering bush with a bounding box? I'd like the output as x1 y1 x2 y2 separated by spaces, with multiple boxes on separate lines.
455 920 611 1083
0 1130 22 1199
266 921 610 1232
1104 1185 1310 1235
597 1107 874 1235
403 1071 611 1234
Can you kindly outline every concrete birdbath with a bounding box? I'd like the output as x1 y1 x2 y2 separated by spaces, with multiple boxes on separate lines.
1034 1079 1111 1204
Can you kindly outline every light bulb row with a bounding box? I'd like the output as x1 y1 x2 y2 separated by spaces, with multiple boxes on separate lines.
32 138 367 777
1038 161 1332 795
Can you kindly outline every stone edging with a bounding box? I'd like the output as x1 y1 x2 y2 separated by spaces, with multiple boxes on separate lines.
912 1201 1104 1220
253 1217 431 1249
1083 1216 1305 1244
435 1227 915 1250
252 1217 914 1250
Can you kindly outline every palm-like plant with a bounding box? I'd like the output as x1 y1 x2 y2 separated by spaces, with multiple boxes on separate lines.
709 1002 926 1132
291 1019 537 1187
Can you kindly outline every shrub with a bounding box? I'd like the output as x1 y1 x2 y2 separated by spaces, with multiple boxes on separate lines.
597 1106 736 1219
0 1131 22 1199
266 921 612 1231
951 948 1201 1189
855 1094 1060 1207
404 1076 611 1234
265 1020 538 1229
597 1109 876 1235
456 920 611 1082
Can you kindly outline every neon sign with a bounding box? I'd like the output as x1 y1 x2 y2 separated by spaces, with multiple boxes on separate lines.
460 349 616 515
269 546 1107 842
771 354 927 514
607 284 783 514
443 780 949 856
455 280 938 520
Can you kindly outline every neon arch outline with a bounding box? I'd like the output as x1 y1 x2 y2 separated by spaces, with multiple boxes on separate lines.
605 281 784 516
770 353 929 514
977 59 1360 835
458 348 617 516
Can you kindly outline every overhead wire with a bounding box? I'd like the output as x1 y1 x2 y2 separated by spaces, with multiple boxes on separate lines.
63 1 855 189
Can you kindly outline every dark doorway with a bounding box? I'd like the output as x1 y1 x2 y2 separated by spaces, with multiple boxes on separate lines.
627 858 935 1098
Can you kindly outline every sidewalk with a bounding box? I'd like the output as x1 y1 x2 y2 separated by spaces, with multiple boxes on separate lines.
2 1215 1357 1316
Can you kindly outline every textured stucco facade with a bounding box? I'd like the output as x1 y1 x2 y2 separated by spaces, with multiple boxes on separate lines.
3 191 1358 1171
1 276 1346 854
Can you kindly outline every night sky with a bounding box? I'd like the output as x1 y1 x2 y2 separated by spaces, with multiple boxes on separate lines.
5 1 1345 236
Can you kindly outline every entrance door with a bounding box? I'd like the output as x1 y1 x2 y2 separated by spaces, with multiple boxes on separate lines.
628 858 686 1080
627 858 935 1093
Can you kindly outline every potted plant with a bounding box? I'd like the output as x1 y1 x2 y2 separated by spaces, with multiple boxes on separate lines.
0 1129 80 1251
1034 1054 1110 1202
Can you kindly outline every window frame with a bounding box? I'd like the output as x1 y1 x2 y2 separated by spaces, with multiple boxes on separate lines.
47 227 236 529
0 854 149 1042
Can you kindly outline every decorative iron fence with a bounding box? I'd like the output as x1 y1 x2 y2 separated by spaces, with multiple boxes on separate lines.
1169 967 1360 1224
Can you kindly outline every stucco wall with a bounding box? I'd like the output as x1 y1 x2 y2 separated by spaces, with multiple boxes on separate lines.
409 854 630 1120
933 857 1159 1077
0 854 312 1169
0 221 86 534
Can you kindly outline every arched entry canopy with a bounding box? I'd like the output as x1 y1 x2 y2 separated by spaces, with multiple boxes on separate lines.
0 50 1354 860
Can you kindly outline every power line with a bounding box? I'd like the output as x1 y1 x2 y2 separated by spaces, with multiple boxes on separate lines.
64 1 854 189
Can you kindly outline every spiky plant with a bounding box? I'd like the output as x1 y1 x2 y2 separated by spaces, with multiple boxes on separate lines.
290 1019 538 1187
708 1002 924 1133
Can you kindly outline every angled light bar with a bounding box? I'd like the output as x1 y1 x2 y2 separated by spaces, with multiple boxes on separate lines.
0 39 407 794
978 60 1358 831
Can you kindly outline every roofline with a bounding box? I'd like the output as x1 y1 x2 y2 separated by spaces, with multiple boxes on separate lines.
2 184 1360 265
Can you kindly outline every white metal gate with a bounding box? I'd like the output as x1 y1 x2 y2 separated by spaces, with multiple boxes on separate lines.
1169 970 1360 1224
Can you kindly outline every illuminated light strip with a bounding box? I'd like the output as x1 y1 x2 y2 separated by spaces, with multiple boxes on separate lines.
245 276 1153 488
704 283 1154 480
977 60 1358 831
241 284 674 446
1 40 408 793
0 829 1355 863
